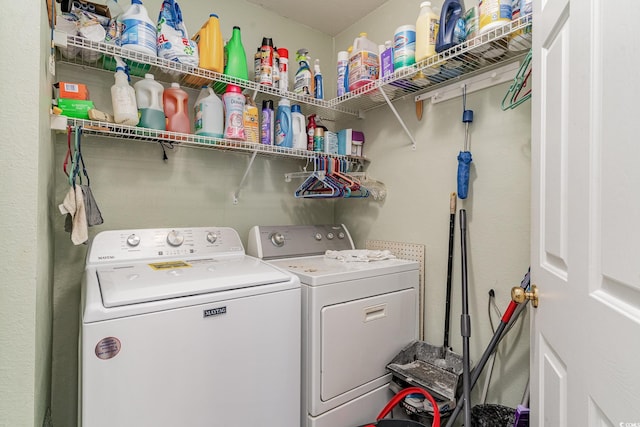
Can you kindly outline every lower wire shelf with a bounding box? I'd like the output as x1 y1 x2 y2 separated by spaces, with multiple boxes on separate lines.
60 118 368 164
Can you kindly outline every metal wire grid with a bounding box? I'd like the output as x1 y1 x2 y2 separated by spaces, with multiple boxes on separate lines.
54 13 531 119
67 118 366 163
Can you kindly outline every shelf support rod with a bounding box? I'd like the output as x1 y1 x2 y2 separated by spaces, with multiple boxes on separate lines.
233 150 259 204
380 88 417 150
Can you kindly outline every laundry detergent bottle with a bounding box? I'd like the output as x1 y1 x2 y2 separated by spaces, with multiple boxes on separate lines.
214 26 249 94
275 97 292 148
163 82 190 134
415 1 440 62
222 84 246 140
436 0 464 53
291 104 307 150
134 73 165 130
111 65 139 126
194 86 224 138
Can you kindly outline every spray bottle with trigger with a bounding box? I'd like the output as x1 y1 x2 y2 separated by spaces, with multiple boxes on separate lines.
457 85 473 199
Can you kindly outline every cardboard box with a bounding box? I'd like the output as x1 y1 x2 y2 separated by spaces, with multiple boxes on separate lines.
57 98 95 119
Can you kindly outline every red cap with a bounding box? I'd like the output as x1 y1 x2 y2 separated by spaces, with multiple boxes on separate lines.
277 48 288 59
225 84 242 94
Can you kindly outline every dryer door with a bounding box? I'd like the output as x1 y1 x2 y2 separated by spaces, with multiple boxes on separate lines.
320 288 417 401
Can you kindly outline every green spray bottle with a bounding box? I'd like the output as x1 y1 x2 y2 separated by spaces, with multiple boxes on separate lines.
213 26 249 94
293 48 313 97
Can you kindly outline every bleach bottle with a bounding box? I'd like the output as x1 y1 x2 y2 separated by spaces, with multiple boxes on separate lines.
291 104 306 150
194 86 224 138
436 0 464 53
348 33 379 92
274 98 292 148
111 64 139 126
120 0 157 57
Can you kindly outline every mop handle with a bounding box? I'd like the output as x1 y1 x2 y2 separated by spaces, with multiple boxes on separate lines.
444 192 457 349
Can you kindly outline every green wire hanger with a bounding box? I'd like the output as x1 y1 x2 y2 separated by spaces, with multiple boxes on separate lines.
502 49 532 111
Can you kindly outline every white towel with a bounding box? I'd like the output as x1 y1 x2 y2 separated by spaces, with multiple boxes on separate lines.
59 186 89 245
325 249 396 262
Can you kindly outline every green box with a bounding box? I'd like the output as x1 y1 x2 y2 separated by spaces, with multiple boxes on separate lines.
58 98 95 120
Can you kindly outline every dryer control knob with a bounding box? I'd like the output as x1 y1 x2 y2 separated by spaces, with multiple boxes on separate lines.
327 232 335 240
338 232 346 239
166 230 184 247
126 234 140 247
270 232 285 247
206 232 218 244
314 233 323 241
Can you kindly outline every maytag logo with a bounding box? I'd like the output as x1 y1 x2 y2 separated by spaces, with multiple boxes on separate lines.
98 255 115 260
203 307 227 318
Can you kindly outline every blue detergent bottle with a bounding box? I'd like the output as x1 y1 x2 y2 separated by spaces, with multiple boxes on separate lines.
436 0 464 53
275 98 293 148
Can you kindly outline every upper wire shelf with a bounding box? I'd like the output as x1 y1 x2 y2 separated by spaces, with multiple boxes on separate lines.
53 13 531 119
64 118 366 164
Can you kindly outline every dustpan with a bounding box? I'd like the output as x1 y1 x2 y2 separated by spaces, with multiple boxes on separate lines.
387 341 464 403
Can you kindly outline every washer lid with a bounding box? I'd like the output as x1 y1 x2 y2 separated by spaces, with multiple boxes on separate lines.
268 255 418 286
96 256 293 307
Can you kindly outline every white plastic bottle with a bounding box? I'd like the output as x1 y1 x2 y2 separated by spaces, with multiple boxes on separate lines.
134 73 165 130
415 1 439 62
348 33 379 92
111 66 139 126
336 50 348 97
120 0 157 57
291 104 306 150
194 86 224 138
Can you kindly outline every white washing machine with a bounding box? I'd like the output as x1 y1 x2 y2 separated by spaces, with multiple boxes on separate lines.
247 225 419 427
80 227 301 427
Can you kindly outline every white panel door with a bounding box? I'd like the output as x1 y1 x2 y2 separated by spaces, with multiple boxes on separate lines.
532 0 640 425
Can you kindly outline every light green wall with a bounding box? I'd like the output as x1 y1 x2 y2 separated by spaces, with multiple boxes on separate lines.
0 0 54 426
335 0 531 413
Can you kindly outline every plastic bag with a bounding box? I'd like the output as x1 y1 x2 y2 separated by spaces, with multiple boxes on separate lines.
157 0 199 66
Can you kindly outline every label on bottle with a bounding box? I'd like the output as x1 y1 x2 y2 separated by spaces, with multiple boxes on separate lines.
261 110 273 145
121 18 157 55
259 46 274 86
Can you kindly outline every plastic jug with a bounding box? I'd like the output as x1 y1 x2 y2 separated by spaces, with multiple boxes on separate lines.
275 98 292 148
348 33 379 92
415 1 439 62
213 26 249 94
111 66 139 126
193 14 224 73
120 0 157 57
134 74 165 130
163 82 190 133
194 86 223 138
436 0 464 53
222 85 246 140
291 104 306 150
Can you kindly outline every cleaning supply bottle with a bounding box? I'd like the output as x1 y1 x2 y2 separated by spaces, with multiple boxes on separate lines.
194 86 224 138
243 96 259 143
214 26 248 94
134 73 165 130
313 59 323 100
120 0 157 57
380 40 394 77
436 0 464 53
277 48 289 93
222 84 245 140
291 104 306 150
348 33 379 92
415 1 439 62
163 82 190 133
261 99 274 145
193 14 224 73
275 98 292 148
393 25 416 69
254 47 261 82
294 48 313 97
306 113 317 151
273 47 280 90
336 50 348 97
111 65 139 126
259 37 274 86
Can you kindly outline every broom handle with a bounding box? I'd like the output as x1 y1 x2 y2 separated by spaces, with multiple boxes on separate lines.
444 192 456 349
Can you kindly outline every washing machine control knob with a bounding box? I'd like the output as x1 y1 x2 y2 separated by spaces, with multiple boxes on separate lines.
327 232 335 240
270 232 285 247
166 230 184 247
314 233 323 241
206 232 218 244
338 232 346 239
126 234 140 247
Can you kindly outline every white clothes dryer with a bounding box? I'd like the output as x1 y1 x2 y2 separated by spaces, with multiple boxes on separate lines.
80 227 301 427
247 225 419 427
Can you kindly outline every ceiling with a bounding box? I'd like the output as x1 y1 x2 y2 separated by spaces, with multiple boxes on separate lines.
245 0 389 36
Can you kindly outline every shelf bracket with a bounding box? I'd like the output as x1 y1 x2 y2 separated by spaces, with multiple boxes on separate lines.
232 150 259 204
380 88 417 150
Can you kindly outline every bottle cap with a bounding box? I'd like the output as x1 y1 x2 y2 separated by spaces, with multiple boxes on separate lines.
277 48 288 58
171 82 180 88
420 1 431 7
337 51 348 61
279 98 290 106
291 104 301 114
132 0 142 4
210 13 218 18
233 26 241 30
262 99 274 110
262 37 273 47
226 84 242 93
145 74 154 79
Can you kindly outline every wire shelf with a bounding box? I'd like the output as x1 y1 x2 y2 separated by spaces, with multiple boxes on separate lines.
64 118 367 163
54 14 531 119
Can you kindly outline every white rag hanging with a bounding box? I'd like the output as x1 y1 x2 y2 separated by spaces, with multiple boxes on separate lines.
59 186 89 245
325 249 396 262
